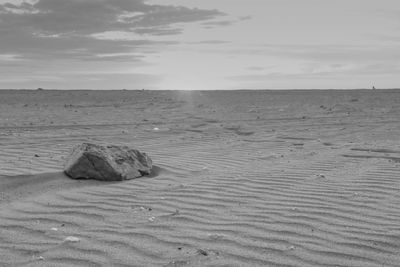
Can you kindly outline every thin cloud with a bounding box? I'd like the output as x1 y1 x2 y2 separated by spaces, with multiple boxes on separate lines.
188 40 231 45
229 62 400 82
226 44 400 63
266 44 400 62
133 27 183 36
239 15 252 21
201 14 252 29
247 66 265 71
203 20 234 27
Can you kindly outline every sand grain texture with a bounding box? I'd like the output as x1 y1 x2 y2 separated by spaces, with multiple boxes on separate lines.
1 90 400 266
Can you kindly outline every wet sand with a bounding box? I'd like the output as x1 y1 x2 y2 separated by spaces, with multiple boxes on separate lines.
1 89 400 266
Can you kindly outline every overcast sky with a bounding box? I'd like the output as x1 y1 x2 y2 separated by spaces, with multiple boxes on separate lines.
0 0 399 90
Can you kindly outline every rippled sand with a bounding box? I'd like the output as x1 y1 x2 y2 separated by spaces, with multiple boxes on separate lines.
1 89 400 266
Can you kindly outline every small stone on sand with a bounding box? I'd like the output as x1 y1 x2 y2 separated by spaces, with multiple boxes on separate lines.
64 236 80 242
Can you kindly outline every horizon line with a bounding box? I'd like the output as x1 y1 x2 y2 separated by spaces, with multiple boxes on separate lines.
1 88 399 91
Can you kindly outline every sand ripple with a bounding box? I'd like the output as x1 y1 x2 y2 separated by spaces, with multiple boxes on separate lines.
1 90 400 266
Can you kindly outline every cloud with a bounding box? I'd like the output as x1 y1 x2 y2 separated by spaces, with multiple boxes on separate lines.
0 54 23 61
133 27 183 36
9 0 224 34
0 30 177 62
202 20 234 27
201 14 252 29
0 0 224 61
188 40 230 45
239 15 252 21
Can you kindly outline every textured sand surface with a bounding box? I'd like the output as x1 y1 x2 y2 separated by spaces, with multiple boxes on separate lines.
1 89 400 266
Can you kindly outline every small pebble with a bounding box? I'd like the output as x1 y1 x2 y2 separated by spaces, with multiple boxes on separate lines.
64 236 80 242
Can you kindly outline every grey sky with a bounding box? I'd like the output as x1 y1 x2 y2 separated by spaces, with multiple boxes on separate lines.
0 0 399 89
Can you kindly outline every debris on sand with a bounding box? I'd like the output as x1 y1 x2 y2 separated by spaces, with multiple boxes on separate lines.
172 209 180 216
197 249 209 256
64 143 152 181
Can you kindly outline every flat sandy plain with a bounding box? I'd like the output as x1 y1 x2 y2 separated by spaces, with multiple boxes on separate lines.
1 89 400 267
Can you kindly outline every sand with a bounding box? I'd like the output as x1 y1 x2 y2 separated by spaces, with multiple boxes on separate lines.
0 89 400 266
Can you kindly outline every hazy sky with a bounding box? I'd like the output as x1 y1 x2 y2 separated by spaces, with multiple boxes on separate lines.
0 0 399 90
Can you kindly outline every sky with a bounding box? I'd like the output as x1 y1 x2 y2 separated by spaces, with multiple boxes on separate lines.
0 0 399 90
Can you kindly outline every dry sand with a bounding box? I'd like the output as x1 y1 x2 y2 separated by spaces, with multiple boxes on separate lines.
0 89 400 266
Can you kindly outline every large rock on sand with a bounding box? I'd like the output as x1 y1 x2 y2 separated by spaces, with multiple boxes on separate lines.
64 143 152 181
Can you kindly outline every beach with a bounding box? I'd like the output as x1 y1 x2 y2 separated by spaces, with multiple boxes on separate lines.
1 89 400 266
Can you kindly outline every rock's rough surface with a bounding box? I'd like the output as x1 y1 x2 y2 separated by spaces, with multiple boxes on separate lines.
64 143 152 181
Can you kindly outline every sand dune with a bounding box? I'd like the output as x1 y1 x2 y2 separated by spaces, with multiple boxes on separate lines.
1 89 400 266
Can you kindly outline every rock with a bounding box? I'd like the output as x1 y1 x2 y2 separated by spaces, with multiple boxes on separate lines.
64 143 152 181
